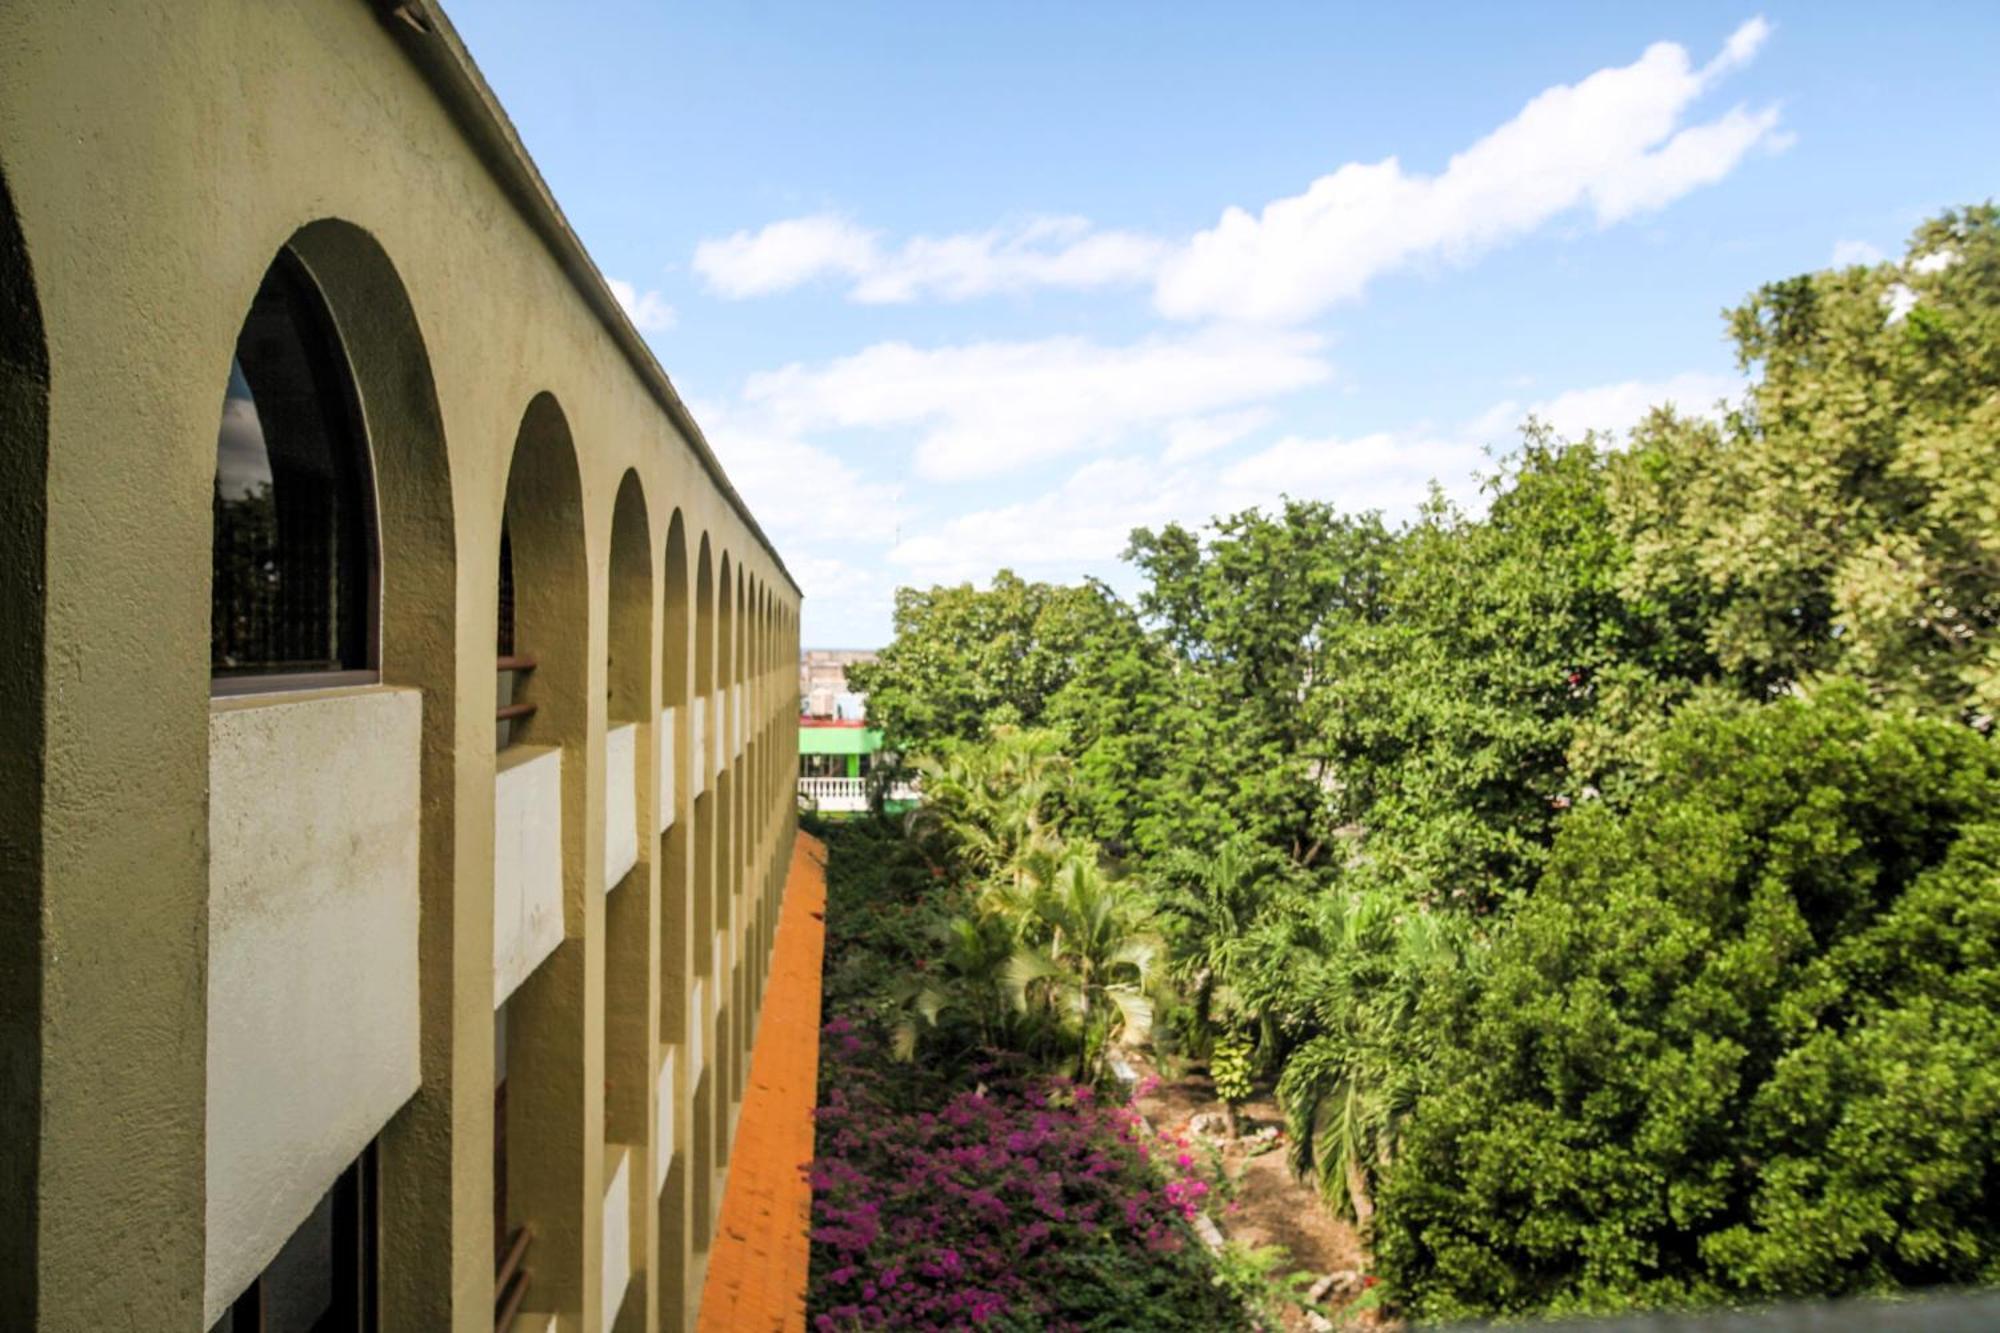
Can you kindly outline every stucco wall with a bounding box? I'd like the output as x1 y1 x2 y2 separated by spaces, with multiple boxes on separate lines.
494 745 564 1007
207 686 423 1322
1 0 805 1325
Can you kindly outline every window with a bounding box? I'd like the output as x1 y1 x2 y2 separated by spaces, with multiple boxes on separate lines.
208 1145 378 1332
212 250 376 686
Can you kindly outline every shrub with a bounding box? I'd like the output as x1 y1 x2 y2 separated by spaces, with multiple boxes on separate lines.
807 1022 1245 1331
1375 686 2000 1320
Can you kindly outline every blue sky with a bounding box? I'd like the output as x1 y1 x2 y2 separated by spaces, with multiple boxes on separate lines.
450 3 1999 647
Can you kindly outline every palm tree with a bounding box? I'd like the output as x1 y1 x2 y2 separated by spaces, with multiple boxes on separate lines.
1273 887 1466 1224
1002 852 1163 1082
885 909 1015 1060
906 725 1071 890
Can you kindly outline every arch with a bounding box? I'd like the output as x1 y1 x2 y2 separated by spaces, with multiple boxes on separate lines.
0 159 48 1325
493 390 590 1319
688 533 716 1248
605 471 652 725
656 510 692 1313
210 244 379 686
234 219 461 1326
603 470 653 1167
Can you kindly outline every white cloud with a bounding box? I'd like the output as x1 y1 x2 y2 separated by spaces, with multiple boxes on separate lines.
1909 248 1960 275
693 213 1168 303
1832 239 1885 267
1472 370 1740 442
693 21 1782 324
878 368 1744 590
1162 407 1276 464
741 327 1331 482
694 399 907 546
1220 431 1485 514
1155 18 1784 324
608 278 677 333
692 215 880 298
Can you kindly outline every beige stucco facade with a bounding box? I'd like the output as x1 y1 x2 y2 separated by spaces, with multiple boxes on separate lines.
0 1 805 1329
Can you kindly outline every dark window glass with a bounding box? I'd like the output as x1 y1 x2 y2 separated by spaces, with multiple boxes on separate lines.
212 252 375 679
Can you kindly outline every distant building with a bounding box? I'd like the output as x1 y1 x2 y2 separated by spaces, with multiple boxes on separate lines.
795 651 917 814
799 648 878 720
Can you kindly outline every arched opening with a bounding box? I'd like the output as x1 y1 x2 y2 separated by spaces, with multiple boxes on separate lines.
712 552 736 1163
689 535 716 1250
210 249 378 690
492 392 590 1322
601 471 652 1329
201 220 457 1331
0 161 49 1327
656 510 692 1319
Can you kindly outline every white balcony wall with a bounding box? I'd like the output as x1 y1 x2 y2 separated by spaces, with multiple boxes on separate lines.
206 687 423 1323
604 722 639 892
601 1146 632 1326
691 695 707 798
657 705 677 832
494 745 564 1007
655 1047 676 1194
712 692 726 780
689 980 705 1075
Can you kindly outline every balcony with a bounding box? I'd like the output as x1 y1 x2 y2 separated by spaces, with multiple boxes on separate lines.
205 686 422 1322
605 721 639 891
494 744 564 1007
796 775 917 814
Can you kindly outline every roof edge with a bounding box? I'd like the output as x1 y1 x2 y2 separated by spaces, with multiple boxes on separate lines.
367 0 801 597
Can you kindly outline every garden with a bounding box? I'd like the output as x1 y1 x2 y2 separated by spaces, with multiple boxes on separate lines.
807 206 2000 1327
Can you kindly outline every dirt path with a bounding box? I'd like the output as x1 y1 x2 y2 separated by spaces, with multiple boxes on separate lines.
1131 1057 1383 1330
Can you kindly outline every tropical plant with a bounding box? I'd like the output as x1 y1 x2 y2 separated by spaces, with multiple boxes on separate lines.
1268 887 1468 1226
1156 837 1283 1038
904 725 1071 891
1003 852 1164 1081
1209 1033 1254 1141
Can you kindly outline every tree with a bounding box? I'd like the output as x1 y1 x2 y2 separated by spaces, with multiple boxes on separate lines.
847 572 1144 755
1124 502 1396 867
1375 685 2000 1320
1613 204 2000 724
1002 851 1163 1082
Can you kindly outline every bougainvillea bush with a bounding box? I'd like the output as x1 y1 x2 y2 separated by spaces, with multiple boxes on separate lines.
807 1020 1244 1331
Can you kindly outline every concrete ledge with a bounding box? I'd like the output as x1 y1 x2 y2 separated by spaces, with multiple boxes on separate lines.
494 744 564 1007
692 697 707 798
658 706 677 831
605 722 639 891
602 1145 633 1327
206 685 423 1322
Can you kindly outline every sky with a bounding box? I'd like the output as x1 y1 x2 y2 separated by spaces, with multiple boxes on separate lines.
449 2 2000 647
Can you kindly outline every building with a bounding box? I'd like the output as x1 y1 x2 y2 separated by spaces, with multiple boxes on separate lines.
798 648 878 721
0 3 813 1330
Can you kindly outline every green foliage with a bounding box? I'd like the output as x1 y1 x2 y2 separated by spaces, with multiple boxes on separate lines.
1124 502 1395 865
1001 850 1164 1082
1613 204 2000 722
1210 1034 1254 1107
1262 886 1470 1223
847 205 2000 1322
1374 687 2000 1320
846 572 1148 755
1210 1238 1318 1331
